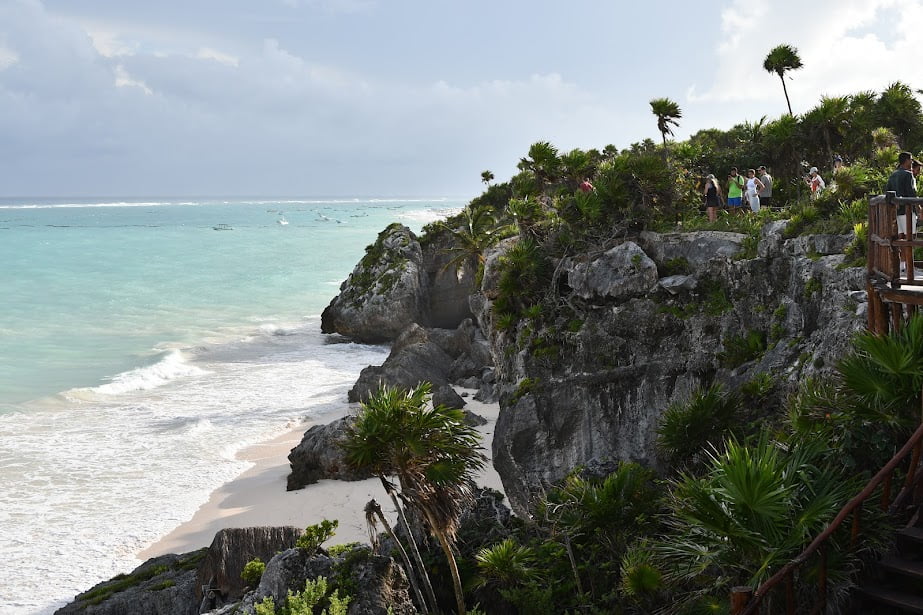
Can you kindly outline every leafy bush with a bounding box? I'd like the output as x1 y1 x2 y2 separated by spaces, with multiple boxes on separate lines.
657 384 743 466
296 519 338 552
254 576 350 615
241 558 265 587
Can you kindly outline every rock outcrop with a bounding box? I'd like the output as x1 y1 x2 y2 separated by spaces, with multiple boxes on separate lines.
196 526 304 609
207 546 416 615
348 320 493 409
476 227 866 514
286 416 374 490
321 223 429 343
320 223 481 344
55 550 206 615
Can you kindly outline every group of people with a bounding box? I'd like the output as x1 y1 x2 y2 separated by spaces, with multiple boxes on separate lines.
702 166 773 222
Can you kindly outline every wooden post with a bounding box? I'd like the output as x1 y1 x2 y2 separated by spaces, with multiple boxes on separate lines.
818 543 828 611
731 586 754 615
851 507 861 548
785 571 795 615
882 471 893 510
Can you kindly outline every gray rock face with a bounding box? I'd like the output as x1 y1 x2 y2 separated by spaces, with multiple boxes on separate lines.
55 550 205 615
207 546 416 615
348 320 494 409
321 224 429 343
196 527 304 608
286 416 374 491
348 323 465 408
566 241 658 300
480 230 865 515
639 230 747 267
423 229 478 328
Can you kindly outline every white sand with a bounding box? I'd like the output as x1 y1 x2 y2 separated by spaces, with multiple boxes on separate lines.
139 390 503 560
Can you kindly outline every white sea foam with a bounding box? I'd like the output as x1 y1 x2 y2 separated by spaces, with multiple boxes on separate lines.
399 207 461 223
71 349 207 397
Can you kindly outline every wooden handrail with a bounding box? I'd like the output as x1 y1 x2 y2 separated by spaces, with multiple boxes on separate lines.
737 421 923 614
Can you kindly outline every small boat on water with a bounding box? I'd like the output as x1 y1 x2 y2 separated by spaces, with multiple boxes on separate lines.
213 223 233 231
277 216 289 226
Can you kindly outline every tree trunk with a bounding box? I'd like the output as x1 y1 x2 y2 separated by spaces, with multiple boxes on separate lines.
381 477 439 612
780 74 793 116
431 523 466 615
368 499 429 614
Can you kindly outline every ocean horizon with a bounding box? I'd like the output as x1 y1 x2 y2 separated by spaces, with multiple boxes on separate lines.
0 196 463 614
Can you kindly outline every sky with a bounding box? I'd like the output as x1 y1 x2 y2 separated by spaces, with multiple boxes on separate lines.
1 0 921 199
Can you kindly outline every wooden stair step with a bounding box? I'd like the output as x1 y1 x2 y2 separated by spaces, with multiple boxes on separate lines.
880 555 923 580
899 527 923 546
862 584 923 614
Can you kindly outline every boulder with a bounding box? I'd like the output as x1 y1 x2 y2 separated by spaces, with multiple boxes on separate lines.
565 242 658 300
639 230 746 267
196 527 303 609
321 224 429 343
286 416 374 491
659 274 698 295
348 324 466 409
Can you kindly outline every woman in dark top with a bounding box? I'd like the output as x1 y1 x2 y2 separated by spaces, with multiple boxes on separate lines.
704 173 723 222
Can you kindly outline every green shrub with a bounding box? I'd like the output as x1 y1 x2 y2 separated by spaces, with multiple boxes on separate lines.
253 576 350 615
718 330 767 368
657 384 743 465
296 519 338 552
241 558 265 587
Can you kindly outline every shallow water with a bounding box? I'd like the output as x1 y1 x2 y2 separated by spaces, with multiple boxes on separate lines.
0 196 461 614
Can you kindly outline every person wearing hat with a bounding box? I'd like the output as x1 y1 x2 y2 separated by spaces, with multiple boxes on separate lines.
757 165 773 209
805 166 825 199
886 151 918 237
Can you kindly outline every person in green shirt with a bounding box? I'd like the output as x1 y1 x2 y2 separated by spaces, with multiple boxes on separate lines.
727 167 745 210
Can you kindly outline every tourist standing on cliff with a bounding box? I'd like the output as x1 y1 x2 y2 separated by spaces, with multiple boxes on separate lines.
757 165 773 209
704 174 723 222
806 167 825 199
886 151 918 237
745 169 765 213
727 167 745 212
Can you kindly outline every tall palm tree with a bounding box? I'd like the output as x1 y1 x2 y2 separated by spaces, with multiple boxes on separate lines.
343 383 486 615
480 170 494 187
649 98 682 160
763 44 803 116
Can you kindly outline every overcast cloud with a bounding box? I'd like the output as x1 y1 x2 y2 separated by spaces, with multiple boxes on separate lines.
1 0 922 198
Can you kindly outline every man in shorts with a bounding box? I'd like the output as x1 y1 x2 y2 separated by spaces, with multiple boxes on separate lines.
727 167 745 210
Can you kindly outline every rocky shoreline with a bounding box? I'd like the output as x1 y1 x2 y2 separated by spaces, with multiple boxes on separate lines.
58 218 865 614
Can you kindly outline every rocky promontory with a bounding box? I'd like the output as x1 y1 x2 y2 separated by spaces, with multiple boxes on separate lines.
321 219 865 515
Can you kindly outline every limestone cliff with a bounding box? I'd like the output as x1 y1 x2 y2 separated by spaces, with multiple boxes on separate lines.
324 219 865 517
475 225 865 514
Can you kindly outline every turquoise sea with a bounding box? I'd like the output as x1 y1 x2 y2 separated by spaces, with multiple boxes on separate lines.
0 197 462 614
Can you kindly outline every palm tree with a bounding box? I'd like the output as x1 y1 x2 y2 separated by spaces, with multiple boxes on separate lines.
876 81 923 148
364 499 429 613
343 383 486 615
480 170 494 187
649 97 682 160
763 44 803 115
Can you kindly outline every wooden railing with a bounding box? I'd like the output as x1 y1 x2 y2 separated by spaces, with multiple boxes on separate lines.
731 422 923 614
867 192 923 334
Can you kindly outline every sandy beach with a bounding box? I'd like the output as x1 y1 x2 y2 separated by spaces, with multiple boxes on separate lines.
139 390 503 559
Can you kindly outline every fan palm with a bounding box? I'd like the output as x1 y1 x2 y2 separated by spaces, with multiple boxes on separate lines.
343 383 486 615
649 97 682 160
763 44 803 115
654 431 859 611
